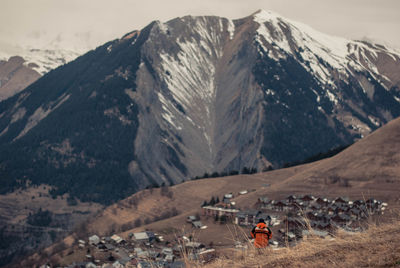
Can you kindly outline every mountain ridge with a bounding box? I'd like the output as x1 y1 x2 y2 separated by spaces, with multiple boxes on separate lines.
0 10 399 204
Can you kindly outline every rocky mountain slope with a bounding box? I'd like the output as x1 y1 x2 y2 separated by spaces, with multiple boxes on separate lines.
0 10 400 204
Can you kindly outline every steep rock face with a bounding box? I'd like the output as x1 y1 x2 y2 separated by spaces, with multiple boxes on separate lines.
133 10 400 180
133 16 269 184
0 11 400 203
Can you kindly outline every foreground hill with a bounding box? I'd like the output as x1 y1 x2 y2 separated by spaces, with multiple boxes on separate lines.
273 115 400 195
1 10 400 204
206 220 400 267
85 117 400 239
13 117 400 267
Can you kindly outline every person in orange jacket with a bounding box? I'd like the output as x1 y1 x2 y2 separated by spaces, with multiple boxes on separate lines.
251 218 272 248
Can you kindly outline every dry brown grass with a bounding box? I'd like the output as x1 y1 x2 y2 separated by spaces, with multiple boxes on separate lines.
201 216 400 268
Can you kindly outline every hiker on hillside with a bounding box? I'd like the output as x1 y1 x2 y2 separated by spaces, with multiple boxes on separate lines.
251 218 272 248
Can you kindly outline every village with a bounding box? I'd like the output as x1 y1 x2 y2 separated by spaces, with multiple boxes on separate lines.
56 192 387 268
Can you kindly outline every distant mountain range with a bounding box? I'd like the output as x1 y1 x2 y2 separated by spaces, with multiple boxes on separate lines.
0 10 400 204
0 46 82 101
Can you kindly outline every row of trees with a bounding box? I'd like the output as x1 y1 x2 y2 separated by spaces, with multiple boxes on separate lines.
201 196 220 207
192 166 262 181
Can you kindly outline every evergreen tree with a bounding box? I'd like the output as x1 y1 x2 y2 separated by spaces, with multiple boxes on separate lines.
209 196 216 206
241 167 250 174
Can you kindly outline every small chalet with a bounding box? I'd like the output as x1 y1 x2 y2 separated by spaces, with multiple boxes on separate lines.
133 232 155 242
187 216 197 223
334 197 349 204
315 197 330 206
274 200 288 211
326 205 336 215
202 205 239 219
353 200 365 207
366 198 380 210
224 193 233 199
258 196 270 204
298 194 315 203
331 214 351 225
256 196 271 209
89 235 100 245
104 243 115 251
349 208 361 219
111 234 125 244
310 203 322 212
235 210 260 226
192 221 204 229
288 201 304 211
334 205 348 214
286 195 297 203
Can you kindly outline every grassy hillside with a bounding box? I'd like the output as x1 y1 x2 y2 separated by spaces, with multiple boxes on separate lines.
12 118 400 267
204 218 400 268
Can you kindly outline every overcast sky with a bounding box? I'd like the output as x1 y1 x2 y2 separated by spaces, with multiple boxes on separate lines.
1 0 399 52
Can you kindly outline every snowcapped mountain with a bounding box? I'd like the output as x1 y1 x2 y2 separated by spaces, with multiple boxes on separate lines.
0 47 82 75
0 10 399 203
0 41 85 101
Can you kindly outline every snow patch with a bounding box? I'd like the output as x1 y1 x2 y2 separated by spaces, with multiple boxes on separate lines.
107 45 112 53
311 89 321 103
326 90 338 105
265 89 275 95
152 17 226 152
253 9 353 85
227 20 235 40
158 92 183 130
368 115 380 127
157 21 169 34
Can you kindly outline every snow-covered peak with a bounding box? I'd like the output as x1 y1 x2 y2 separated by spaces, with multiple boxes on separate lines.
252 9 282 22
0 46 82 75
0 31 96 75
253 9 349 61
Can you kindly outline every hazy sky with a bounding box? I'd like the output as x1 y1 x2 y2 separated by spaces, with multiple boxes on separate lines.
1 0 399 52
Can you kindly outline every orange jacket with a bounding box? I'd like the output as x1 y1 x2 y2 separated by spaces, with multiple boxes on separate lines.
251 222 272 248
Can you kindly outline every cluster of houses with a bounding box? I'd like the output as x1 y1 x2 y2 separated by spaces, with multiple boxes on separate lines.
258 195 387 231
52 192 387 267
60 229 216 268
202 192 387 243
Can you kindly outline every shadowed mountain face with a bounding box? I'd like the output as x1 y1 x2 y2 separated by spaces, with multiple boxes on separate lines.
0 10 400 204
